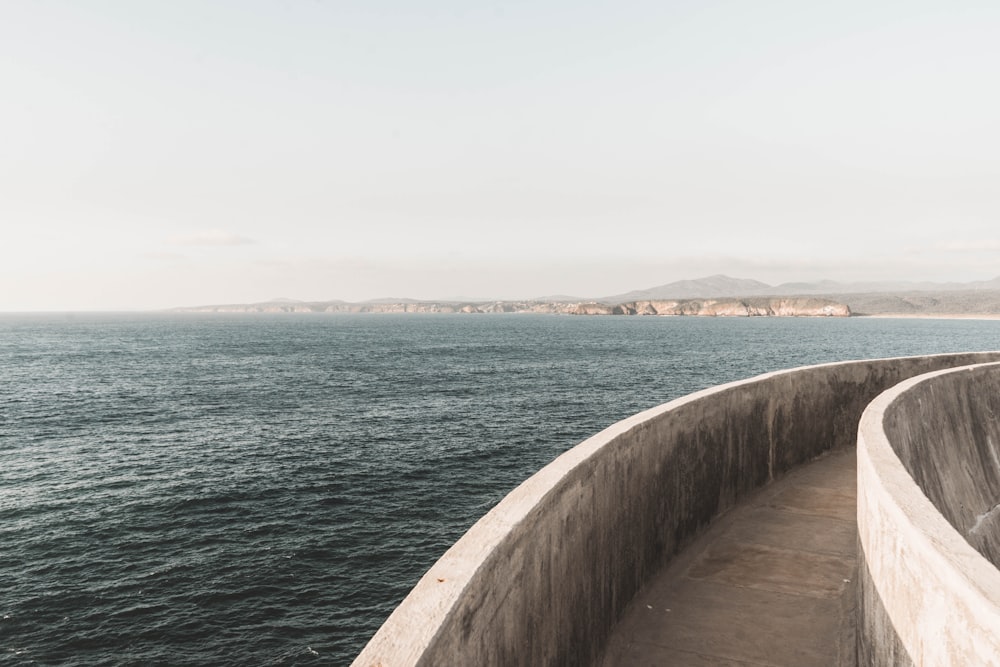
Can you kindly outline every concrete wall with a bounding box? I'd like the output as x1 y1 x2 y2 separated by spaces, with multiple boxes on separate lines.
858 362 1000 666
353 352 1000 667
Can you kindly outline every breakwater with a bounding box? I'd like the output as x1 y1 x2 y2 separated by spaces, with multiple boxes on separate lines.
354 352 1000 666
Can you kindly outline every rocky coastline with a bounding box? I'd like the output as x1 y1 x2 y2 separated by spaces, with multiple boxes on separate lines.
171 296 851 317
170 275 1000 317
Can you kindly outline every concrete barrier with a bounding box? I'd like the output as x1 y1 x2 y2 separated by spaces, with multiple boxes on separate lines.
858 362 1000 666
353 352 1000 667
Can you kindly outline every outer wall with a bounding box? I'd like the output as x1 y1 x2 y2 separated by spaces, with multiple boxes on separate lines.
857 363 1000 666
353 352 1000 667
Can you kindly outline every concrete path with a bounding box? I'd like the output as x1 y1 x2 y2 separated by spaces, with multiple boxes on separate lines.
601 447 857 667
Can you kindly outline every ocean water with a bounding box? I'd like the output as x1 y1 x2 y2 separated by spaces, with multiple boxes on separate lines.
3 313 1000 665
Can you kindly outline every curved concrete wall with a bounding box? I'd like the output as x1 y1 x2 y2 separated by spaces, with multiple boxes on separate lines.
353 352 1000 667
858 362 1000 666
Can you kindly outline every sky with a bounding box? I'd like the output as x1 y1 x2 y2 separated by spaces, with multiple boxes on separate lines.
3 0 1000 310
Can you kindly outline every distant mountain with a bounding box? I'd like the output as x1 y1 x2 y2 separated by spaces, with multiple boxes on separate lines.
599 274 1000 302
972 277 1000 290
169 274 1000 317
600 274 773 303
364 297 422 304
530 294 586 303
814 289 1000 316
767 278 1000 295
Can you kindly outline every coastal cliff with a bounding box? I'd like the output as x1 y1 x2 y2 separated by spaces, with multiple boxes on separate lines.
614 297 849 317
172 297 851 317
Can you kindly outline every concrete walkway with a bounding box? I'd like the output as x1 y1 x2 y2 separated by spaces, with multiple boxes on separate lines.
601 447 858 667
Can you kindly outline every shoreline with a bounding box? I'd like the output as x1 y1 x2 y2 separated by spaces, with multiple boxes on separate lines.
855 313 1000 321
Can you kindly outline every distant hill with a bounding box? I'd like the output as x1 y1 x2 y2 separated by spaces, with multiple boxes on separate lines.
364 297 422 304
530 294 586 303
601 274 1000 302
168 274 1000 317
821 290 1000 316
597 274 1000 315
768 277 1000 296
601 274 773 302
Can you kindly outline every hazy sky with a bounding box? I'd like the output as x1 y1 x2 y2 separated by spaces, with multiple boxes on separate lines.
4 1 1000 310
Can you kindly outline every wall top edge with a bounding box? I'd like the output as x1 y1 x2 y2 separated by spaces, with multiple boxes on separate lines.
859 360 1000 612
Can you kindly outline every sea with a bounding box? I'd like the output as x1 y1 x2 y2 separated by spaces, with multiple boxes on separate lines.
3 312 1000 666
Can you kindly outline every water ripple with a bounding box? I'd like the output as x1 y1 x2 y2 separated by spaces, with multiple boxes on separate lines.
3 313 1000 664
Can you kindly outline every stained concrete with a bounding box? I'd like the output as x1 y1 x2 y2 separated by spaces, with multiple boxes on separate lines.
858 363 1000 665
601 447 857 667
882 364 1000 565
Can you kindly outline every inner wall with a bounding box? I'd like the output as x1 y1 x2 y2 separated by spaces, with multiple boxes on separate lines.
882 364 1000 565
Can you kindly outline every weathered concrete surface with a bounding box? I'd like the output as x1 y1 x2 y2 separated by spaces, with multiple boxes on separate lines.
858 363 1000 666
352 352 1000 667
883 364 1000 564
601 447 858 666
